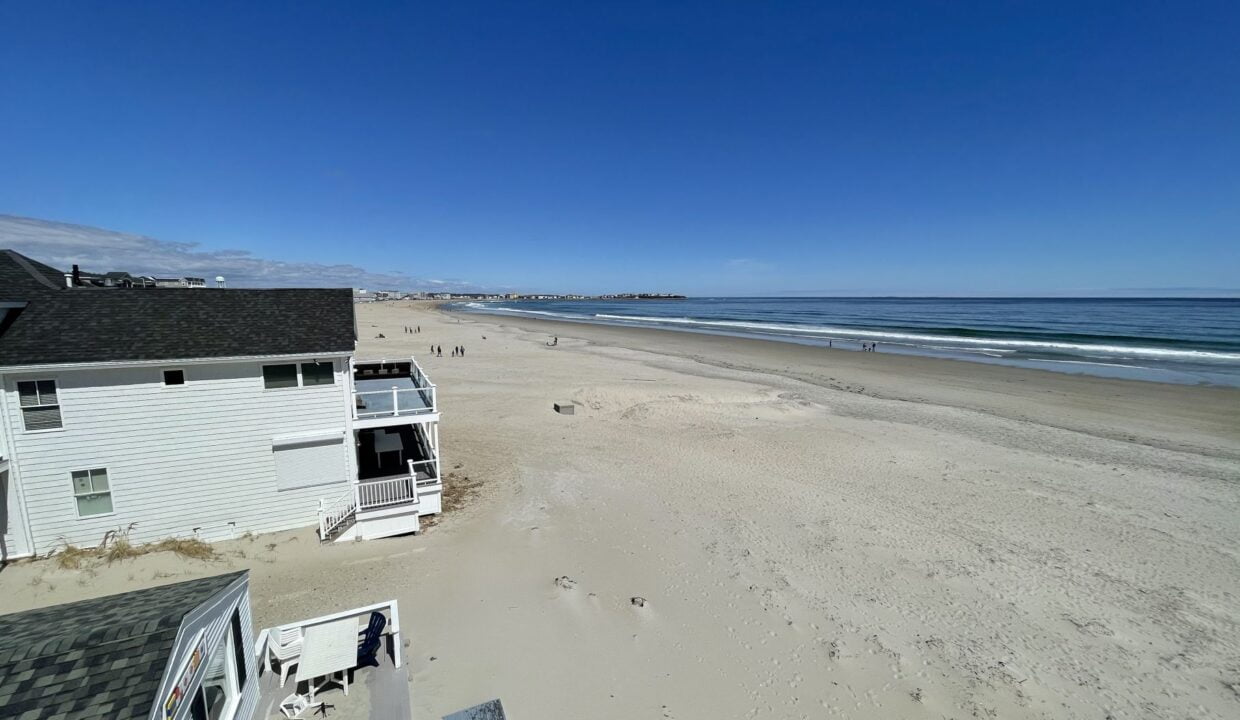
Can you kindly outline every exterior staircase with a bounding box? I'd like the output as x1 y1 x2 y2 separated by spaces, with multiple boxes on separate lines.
318 472 423 543
319 487 358 541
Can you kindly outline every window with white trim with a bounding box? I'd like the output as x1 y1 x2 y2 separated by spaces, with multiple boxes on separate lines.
300 361 334 386
18 379 62 430
262 364 299 389
71 468 113 516
191 609 245 720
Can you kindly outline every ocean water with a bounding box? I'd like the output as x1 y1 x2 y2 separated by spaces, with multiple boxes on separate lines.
454 297 1240 386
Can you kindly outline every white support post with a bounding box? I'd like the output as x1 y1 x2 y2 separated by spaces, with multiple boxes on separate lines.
389 600 403 668
391 386 399 416
433 421 442 483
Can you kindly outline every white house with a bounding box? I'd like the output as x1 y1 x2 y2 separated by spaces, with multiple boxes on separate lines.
0 250 441 561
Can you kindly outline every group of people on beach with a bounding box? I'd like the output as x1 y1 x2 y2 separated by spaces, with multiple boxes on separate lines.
861 342 878 352
404 325 420 333
429 344 466 358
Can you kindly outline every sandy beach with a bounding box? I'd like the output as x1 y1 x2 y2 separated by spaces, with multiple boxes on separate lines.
3 301 1238 719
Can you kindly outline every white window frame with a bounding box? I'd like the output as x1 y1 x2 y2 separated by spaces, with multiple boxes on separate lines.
198 621 242 720
17 378 64 433
70 467 115 519
162 368 188 387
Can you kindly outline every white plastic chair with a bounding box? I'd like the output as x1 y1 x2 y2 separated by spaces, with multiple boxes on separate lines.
279 692 319 719
265 625 304 688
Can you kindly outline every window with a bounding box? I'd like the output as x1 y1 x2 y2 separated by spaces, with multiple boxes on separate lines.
230 609 248 688
71 468 113 516
18 379 62 430
163 369 186 386
262 364 298 389
191 613 243 720
301 361 334 386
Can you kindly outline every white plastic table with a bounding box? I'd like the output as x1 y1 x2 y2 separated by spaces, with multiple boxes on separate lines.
295 617 358 704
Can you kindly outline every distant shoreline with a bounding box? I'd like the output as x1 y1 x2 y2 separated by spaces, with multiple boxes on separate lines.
443 297 1240 388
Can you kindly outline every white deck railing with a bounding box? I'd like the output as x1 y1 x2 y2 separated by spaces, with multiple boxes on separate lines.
408 458 440 486
352 355 438 420
353 385 436 419
358 474 419 510
255 599 404 670
318 487 357 539
410 356 432 390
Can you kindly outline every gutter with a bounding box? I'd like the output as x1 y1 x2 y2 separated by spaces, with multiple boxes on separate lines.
0 350 355 374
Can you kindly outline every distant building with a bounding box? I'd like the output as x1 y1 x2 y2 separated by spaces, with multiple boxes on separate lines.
153 276 206 288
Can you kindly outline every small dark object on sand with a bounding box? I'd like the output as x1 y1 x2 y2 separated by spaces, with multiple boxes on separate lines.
631 596 647 607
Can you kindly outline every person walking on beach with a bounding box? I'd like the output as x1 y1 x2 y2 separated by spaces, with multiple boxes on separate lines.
437 345 442 357
460 345 465 357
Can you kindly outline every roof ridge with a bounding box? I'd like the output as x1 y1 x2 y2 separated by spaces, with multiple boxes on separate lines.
3 249 63 290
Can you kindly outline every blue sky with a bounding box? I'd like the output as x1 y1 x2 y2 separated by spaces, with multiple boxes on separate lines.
1 1 1238 295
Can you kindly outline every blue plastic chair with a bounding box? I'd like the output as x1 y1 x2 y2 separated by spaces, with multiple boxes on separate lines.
356 611 387 667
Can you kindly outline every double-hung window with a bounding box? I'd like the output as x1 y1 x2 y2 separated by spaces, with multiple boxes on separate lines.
18 379 62 430
71 468 113 516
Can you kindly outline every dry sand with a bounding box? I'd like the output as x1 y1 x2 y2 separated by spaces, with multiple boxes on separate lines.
3 301 1239 719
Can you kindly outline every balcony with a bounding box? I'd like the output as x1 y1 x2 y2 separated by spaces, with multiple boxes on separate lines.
254 600 411 719
353 358 436 422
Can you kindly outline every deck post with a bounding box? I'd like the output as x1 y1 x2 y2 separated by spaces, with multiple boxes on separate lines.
389 600 402 668
391 386 399 415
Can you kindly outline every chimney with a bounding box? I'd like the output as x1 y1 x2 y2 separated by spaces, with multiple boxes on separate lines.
72 264 82 286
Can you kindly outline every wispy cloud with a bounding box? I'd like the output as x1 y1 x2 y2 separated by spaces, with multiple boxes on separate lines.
725 258 775 272
0 214 482 291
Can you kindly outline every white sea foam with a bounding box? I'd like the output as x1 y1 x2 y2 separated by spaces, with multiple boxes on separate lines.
1036 359 1149 369
590 314 1240 362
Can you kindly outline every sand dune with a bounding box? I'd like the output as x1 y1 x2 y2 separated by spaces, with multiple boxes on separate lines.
4 301 1238 719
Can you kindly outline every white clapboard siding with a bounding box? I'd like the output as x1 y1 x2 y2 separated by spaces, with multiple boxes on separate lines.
2 358 353 552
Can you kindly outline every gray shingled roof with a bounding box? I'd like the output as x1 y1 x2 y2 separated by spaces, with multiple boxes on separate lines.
0 572 246 720
1 249 65 298
0 250 356 366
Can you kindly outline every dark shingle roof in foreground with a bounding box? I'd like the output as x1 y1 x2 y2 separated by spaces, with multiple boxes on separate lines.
0 250 356 366
0 572 246 720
